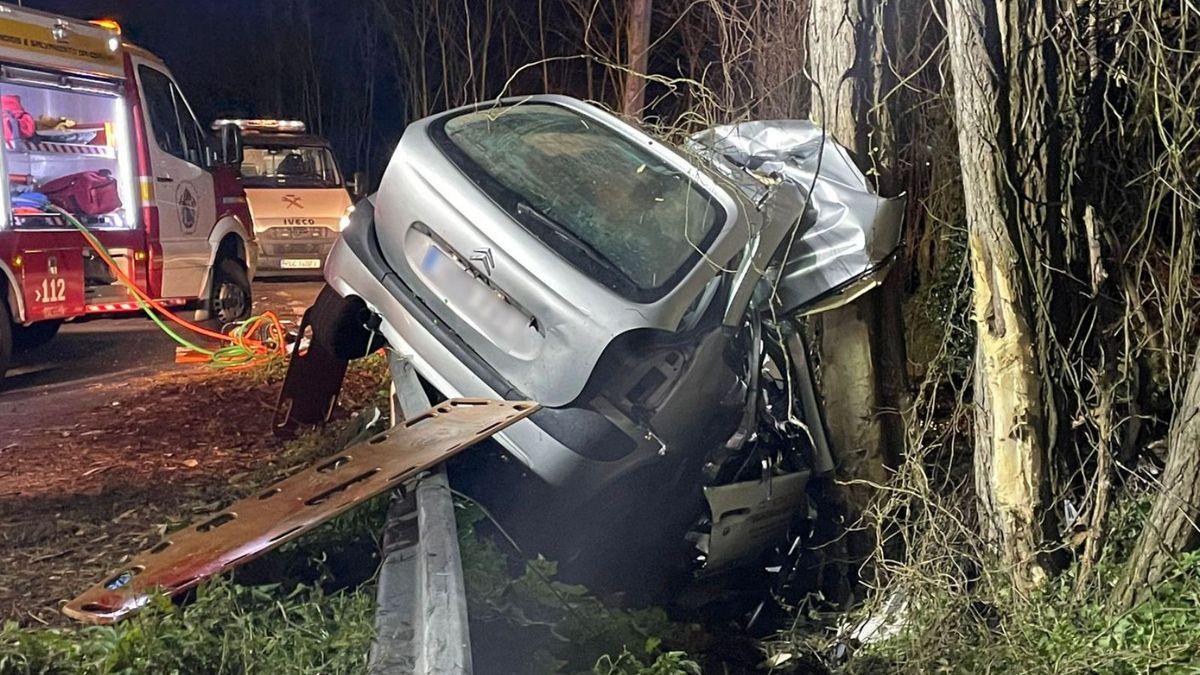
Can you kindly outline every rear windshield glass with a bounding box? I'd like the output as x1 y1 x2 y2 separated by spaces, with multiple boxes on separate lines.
433 104 722 300
241 145 341 188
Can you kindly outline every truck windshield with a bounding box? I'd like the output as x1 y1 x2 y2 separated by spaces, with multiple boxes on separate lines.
433 104 722 301
241 145 341 188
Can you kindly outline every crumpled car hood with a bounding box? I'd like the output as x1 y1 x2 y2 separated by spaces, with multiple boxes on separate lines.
690 120 905 315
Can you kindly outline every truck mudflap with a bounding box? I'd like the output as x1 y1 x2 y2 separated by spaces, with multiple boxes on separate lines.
63 397 538 625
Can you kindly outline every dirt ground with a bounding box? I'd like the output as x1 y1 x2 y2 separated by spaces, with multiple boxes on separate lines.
0 360 388 626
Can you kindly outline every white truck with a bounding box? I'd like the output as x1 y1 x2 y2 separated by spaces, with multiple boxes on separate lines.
217 119 358 277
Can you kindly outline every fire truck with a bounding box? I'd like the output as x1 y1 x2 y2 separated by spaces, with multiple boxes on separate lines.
0 5 255 379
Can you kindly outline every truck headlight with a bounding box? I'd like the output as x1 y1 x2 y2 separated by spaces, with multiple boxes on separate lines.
338 204 355 231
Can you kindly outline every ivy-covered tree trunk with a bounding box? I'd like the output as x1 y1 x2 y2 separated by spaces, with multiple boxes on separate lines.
944 0 1055 589
1118 348 1200 607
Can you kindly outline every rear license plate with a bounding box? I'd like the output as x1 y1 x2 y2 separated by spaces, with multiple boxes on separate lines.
281 259 321 270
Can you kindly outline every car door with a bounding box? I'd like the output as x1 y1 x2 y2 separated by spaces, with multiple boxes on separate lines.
134 61 217 299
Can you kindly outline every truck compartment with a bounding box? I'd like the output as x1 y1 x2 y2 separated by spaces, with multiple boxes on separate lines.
0 67 136 232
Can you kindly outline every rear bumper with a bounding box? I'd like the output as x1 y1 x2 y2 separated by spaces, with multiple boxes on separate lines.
323 218 663 500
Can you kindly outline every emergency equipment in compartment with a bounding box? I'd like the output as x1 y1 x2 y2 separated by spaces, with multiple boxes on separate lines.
2 74 134 229
0 6 256 379
0 32 139 325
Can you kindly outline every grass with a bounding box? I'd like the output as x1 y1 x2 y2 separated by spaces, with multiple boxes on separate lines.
0 499 702 675
0 583 376 674
785 494 1200 674
0 494 391 675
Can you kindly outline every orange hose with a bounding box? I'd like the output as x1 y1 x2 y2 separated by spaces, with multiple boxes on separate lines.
60 206 287 367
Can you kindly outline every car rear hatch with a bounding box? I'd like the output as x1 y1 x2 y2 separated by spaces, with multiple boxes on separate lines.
371 96 745 407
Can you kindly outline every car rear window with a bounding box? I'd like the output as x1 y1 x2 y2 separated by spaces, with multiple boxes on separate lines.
432 103 722 301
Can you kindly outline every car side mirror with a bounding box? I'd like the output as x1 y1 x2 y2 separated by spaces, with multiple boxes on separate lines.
219 123 244 167
349 171 367 199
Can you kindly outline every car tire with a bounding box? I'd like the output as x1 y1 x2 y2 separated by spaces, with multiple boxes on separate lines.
0 301 12 381
13 320 61 353
210 257 253 326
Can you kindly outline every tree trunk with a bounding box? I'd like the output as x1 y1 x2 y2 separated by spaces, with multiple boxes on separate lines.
808 0 877 492
808 0 903 494
944 0 1054 589
621 0 652 117
1118 348 1200 608
808 0 862 151
807 0 909 602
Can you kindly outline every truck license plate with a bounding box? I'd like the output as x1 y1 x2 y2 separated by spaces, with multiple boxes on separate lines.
281 259 321 270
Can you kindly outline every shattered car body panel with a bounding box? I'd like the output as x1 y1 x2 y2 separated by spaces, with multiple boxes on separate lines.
65 398 538 624
699 471 810 572
320 95 902 574
688 120 905 319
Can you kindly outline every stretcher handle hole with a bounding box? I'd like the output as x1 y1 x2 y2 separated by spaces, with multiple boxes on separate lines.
269 525 303 543
305 468 380 506
317 456 351 473
102 565 144 591
478 420 506 436
403 412 435 427
196 512 236 532
258 487 282 500
149 540 173 554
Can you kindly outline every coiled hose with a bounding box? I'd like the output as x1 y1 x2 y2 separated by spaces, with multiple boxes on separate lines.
54 205 287 369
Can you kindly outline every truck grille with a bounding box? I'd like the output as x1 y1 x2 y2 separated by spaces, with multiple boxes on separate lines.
262 226 332 240
264 242 327 255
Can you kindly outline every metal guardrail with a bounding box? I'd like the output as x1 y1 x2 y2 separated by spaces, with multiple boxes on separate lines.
369 354 473 674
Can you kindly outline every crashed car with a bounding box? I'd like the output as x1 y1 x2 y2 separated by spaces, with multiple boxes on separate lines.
283 95 902 576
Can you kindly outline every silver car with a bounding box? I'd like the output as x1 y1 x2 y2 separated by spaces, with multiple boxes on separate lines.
309 95 902 572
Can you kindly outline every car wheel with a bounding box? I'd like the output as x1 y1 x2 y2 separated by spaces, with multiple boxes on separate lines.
211 257 253 325
13 320 61 353
0 301 12 381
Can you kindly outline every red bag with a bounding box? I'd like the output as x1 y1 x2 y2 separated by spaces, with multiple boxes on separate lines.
2 95 35 142
42 170 122 216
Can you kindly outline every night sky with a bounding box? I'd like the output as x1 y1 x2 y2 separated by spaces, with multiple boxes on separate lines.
16 0 401 179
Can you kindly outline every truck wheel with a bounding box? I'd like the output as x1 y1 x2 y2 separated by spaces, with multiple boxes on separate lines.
13 320 61 353
211 257 253 325
0 302 11 381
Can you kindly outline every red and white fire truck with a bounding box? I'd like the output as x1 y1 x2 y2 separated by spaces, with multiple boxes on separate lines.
0 6 255 378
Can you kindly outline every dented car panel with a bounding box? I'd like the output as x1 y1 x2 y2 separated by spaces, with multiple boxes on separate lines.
700 471 810 572
689 120 905 320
